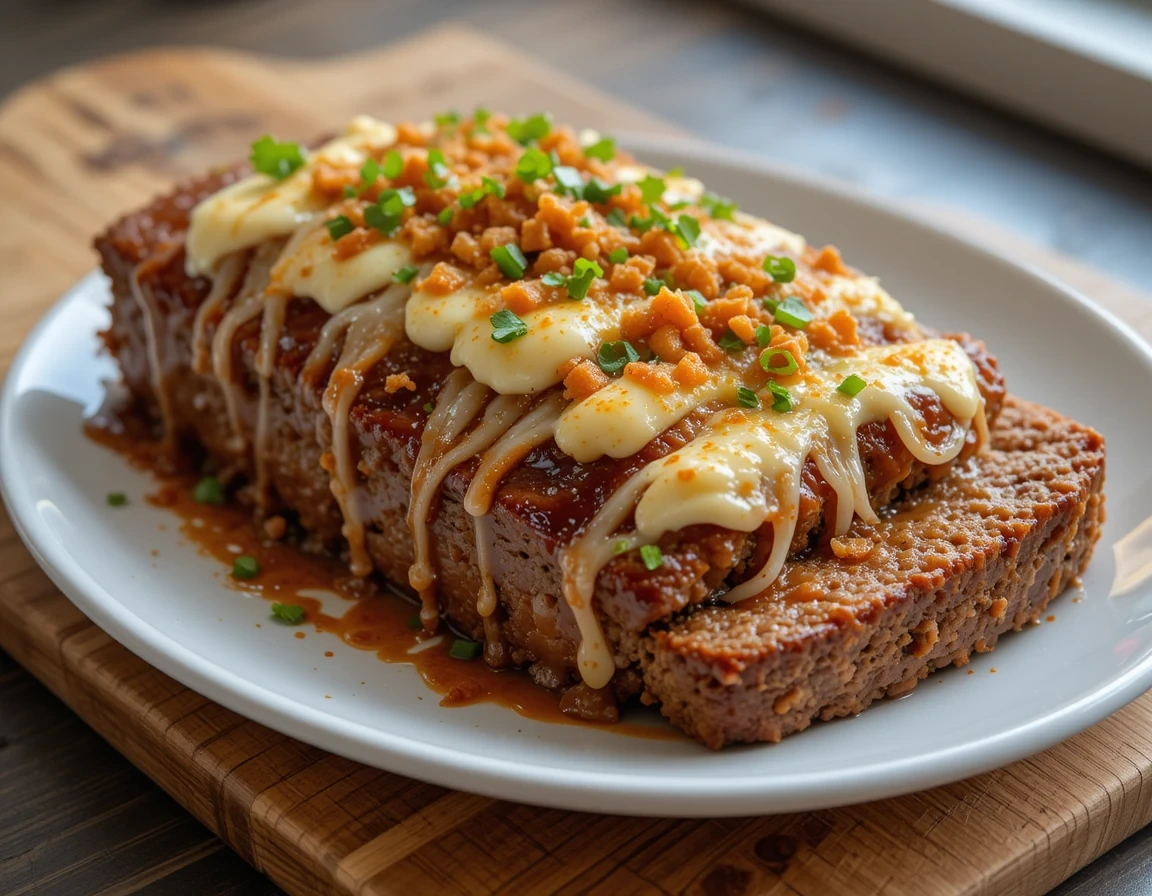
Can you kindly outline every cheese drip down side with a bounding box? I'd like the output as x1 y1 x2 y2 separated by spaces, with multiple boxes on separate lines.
560 338 984 688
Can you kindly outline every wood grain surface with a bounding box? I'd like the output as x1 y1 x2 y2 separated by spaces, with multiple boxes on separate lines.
2 23 1152 896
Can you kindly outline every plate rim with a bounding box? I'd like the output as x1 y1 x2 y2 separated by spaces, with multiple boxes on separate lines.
3 138 1152 817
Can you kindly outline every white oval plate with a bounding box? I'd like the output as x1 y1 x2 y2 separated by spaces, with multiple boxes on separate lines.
4 136 1152 817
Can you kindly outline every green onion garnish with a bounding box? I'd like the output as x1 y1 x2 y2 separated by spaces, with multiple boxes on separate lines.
685 289 707 313
506 112 552 145
583 136 616 161
767 381 793 413
193 476 225 505
755 324 773 347
393 265 419 284
423 148 452 189
434 110 461 128
542 271 566 287
614 540 630 554
407 613 423 631
343 185 357 199
359 158 380 191
638 174 666 204
760 348 798 376
762 255 797 283
700 191 737 221
249 135 306 180
490 308 529 343
473 106 492 133
326 215 354 241
639 544 664 571
577 216 591 228
837 374 868 397
606 208 627 228
481 176 505 199
449 638 482 660
643 277 663 296
490 243 528 280
515 147 554 183
582 178 622 204
383 149 403 179
597 340 640 375
271 603 304 625
364 187 416 237
232 555 260 579
106 492 127 507
772 296 812 329
718 330 746 352
675 214 701 248
552 166 584 198
437 207 454 226
565 258 603 300
608 247 629 264
667 166 684 178
423 402 435 413
736 386 761 409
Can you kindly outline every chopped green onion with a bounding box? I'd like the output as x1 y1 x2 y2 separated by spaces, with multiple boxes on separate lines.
434 110 461 128
343 185 357 199
423 148 452 189
364 205 401 237
684 289 707 313
359 158 380 191
760 348 798 376
608 247 629 264
232 555 260 579
755 324 773 347
606 208 627 228
597 340 640 375
393 265 419 284
583 136 616 161
565 258 603 300
437 207 454 226
639 544 664 571
762 255 797 283
772 296 812 329
249 135 306 180
736 386 761 409
701 191 737 221
675 214 701 248
638 174 666 204
490 308 529 343
325 215 354 241
490 243 528 280
407 613 423 631
449 638 482 660
515 147 554 183
767 381 794 413
106 492 127 507
193 476 225 505
837 374 868 397
614 540 630 554
506 112 552 145
582 178 622 204
577 216 591 228
363 186 415 237
552 166 584 198
541 271 567 287
718 330 746 352
667 166 684 178
473 106 492 133
643 277 663 296
423 402 435 413
271 602 304 625
383 149 403 179
481 176 505 199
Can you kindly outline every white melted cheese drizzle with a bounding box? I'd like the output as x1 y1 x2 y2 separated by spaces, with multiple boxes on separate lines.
129 239 185 449
176 116 986 693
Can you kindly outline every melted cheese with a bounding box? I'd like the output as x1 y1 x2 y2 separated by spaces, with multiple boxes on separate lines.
185 116 397 277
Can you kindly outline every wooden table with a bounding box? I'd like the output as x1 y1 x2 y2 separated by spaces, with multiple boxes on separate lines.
2 3 1152 894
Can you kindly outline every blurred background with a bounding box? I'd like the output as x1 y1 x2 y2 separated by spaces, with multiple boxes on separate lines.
4 0 1152 286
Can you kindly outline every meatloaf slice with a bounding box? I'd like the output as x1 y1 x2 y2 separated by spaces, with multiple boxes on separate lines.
641 396 1105 747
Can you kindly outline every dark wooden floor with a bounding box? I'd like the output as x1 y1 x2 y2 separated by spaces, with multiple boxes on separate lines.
2 0 1151 893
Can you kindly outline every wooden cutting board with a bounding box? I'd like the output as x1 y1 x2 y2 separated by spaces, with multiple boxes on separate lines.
2 23 1152 896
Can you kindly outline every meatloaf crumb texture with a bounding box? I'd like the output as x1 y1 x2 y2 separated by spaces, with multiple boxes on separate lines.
96 174 1104 746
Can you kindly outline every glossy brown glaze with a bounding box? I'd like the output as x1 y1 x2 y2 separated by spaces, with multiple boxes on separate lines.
85 415 678 739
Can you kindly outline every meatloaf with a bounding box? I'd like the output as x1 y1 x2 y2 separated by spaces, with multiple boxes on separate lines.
93 110 1102 743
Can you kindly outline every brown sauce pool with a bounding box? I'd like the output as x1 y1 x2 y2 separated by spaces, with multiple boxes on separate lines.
86 418 679 741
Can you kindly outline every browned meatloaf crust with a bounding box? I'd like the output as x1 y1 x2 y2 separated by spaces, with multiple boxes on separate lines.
95 174 1007 707
642 397 1105 747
